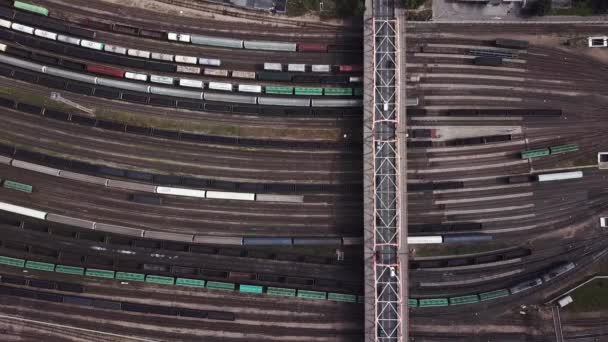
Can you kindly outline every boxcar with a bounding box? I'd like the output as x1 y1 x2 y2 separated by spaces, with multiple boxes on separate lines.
86 64 124 77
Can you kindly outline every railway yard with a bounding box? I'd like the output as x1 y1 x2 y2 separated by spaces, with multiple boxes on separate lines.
0 0 606 341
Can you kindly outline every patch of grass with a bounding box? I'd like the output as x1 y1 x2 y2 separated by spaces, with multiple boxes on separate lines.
566 278 608 312
551 0 594 15
287 0 364 18
414 241 509 257
4 86 343 141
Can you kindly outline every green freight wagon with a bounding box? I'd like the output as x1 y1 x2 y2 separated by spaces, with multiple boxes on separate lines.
14 1 49 16
267 287 296 297
85 268 115 279
206 281 235 291
25 260 55 272
294 87 323 96
479 289 510 301
408 298 419 307
176 277 205 288
0 255 25 268
449 295 480 305
323 88 352 96
549 144 578 154
265 86 293 95
297 290 326 300
145 275 175 285
116 272 145 282
521 148 550 159
328 293 357 303
239 284 263 294
3 180 33 193
418 298 449 307
55 265 85 275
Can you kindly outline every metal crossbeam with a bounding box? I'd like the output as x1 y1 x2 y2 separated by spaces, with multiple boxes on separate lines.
372 17 403 342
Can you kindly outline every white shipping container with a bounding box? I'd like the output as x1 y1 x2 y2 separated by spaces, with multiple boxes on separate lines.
125 72 148 82
127 49 151 59
204 69 229 77
287 64 305 72
208 82 233 91
0 19 11 29
311 64 330 72
558 296 573 308
264 62 282 71
168 32 190 42
537 171 583 182
80 39 104 50
156 186 206 198
150 75 174 85
11 23 34 35
151 52 174 61
199 57 221 66
34 29 57 40
0 43 6 52
176 65 201 74
408 236 443 244
0 201 47 220
206 191 255 201
104 44 127 55
349 76 362 83
232 70 256 79
57 34 81 46
238 84 262 93
175 55 198 64
179 78 203 88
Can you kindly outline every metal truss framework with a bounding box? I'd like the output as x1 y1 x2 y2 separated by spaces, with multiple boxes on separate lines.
372 18 403 342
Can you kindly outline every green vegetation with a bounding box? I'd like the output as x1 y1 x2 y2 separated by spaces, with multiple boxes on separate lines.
404 0 426 9
549 0 608 15
287 0 364 18
567 278 608 312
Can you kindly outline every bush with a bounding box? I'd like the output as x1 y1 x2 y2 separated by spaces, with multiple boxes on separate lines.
287 0 364 17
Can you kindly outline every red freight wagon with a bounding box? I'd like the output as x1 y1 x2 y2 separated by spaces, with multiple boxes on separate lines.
297 43 328 52
339 64 363 72
86 64 125 78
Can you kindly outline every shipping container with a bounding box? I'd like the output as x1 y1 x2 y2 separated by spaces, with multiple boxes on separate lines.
125 72 148 82
176 65 201 74
206 281 235 291
25 260 55 272
520 148 549 159
104 44 127 55
264 63 282 71
11 23 34 35
265 86 293 95
85 268 115 279
549 144 578 154
176 277 205 287
151 52 175 61
127 49 151 59
57 34 81 46
449 295 480 305
14 1 49 16
206 191 255 201
295 87 323 96
324 88 352 96
2 180 33 193
0 19 11 29
115 272 145 282
267 287 296 296
150 75 174 85
55 265 85 275
145 275 175 285
287 64 305 72
0 201 47 220
34 29 57 40
203 69 229 77
537 171 583 182
175 55 198 64
328 293 357 303
231 70 256 79
479 289 509 301
418 298 449 307
349 76 362 83
208 82 233 91
238 84 262 93
198 58 221 66
297 290 326 300
80 39 104 50
297 43 327 52
167 32 191 43
0 256 25 268
86 64 124 78
311 64 330 72
179 78 204 88
339 64 362 72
